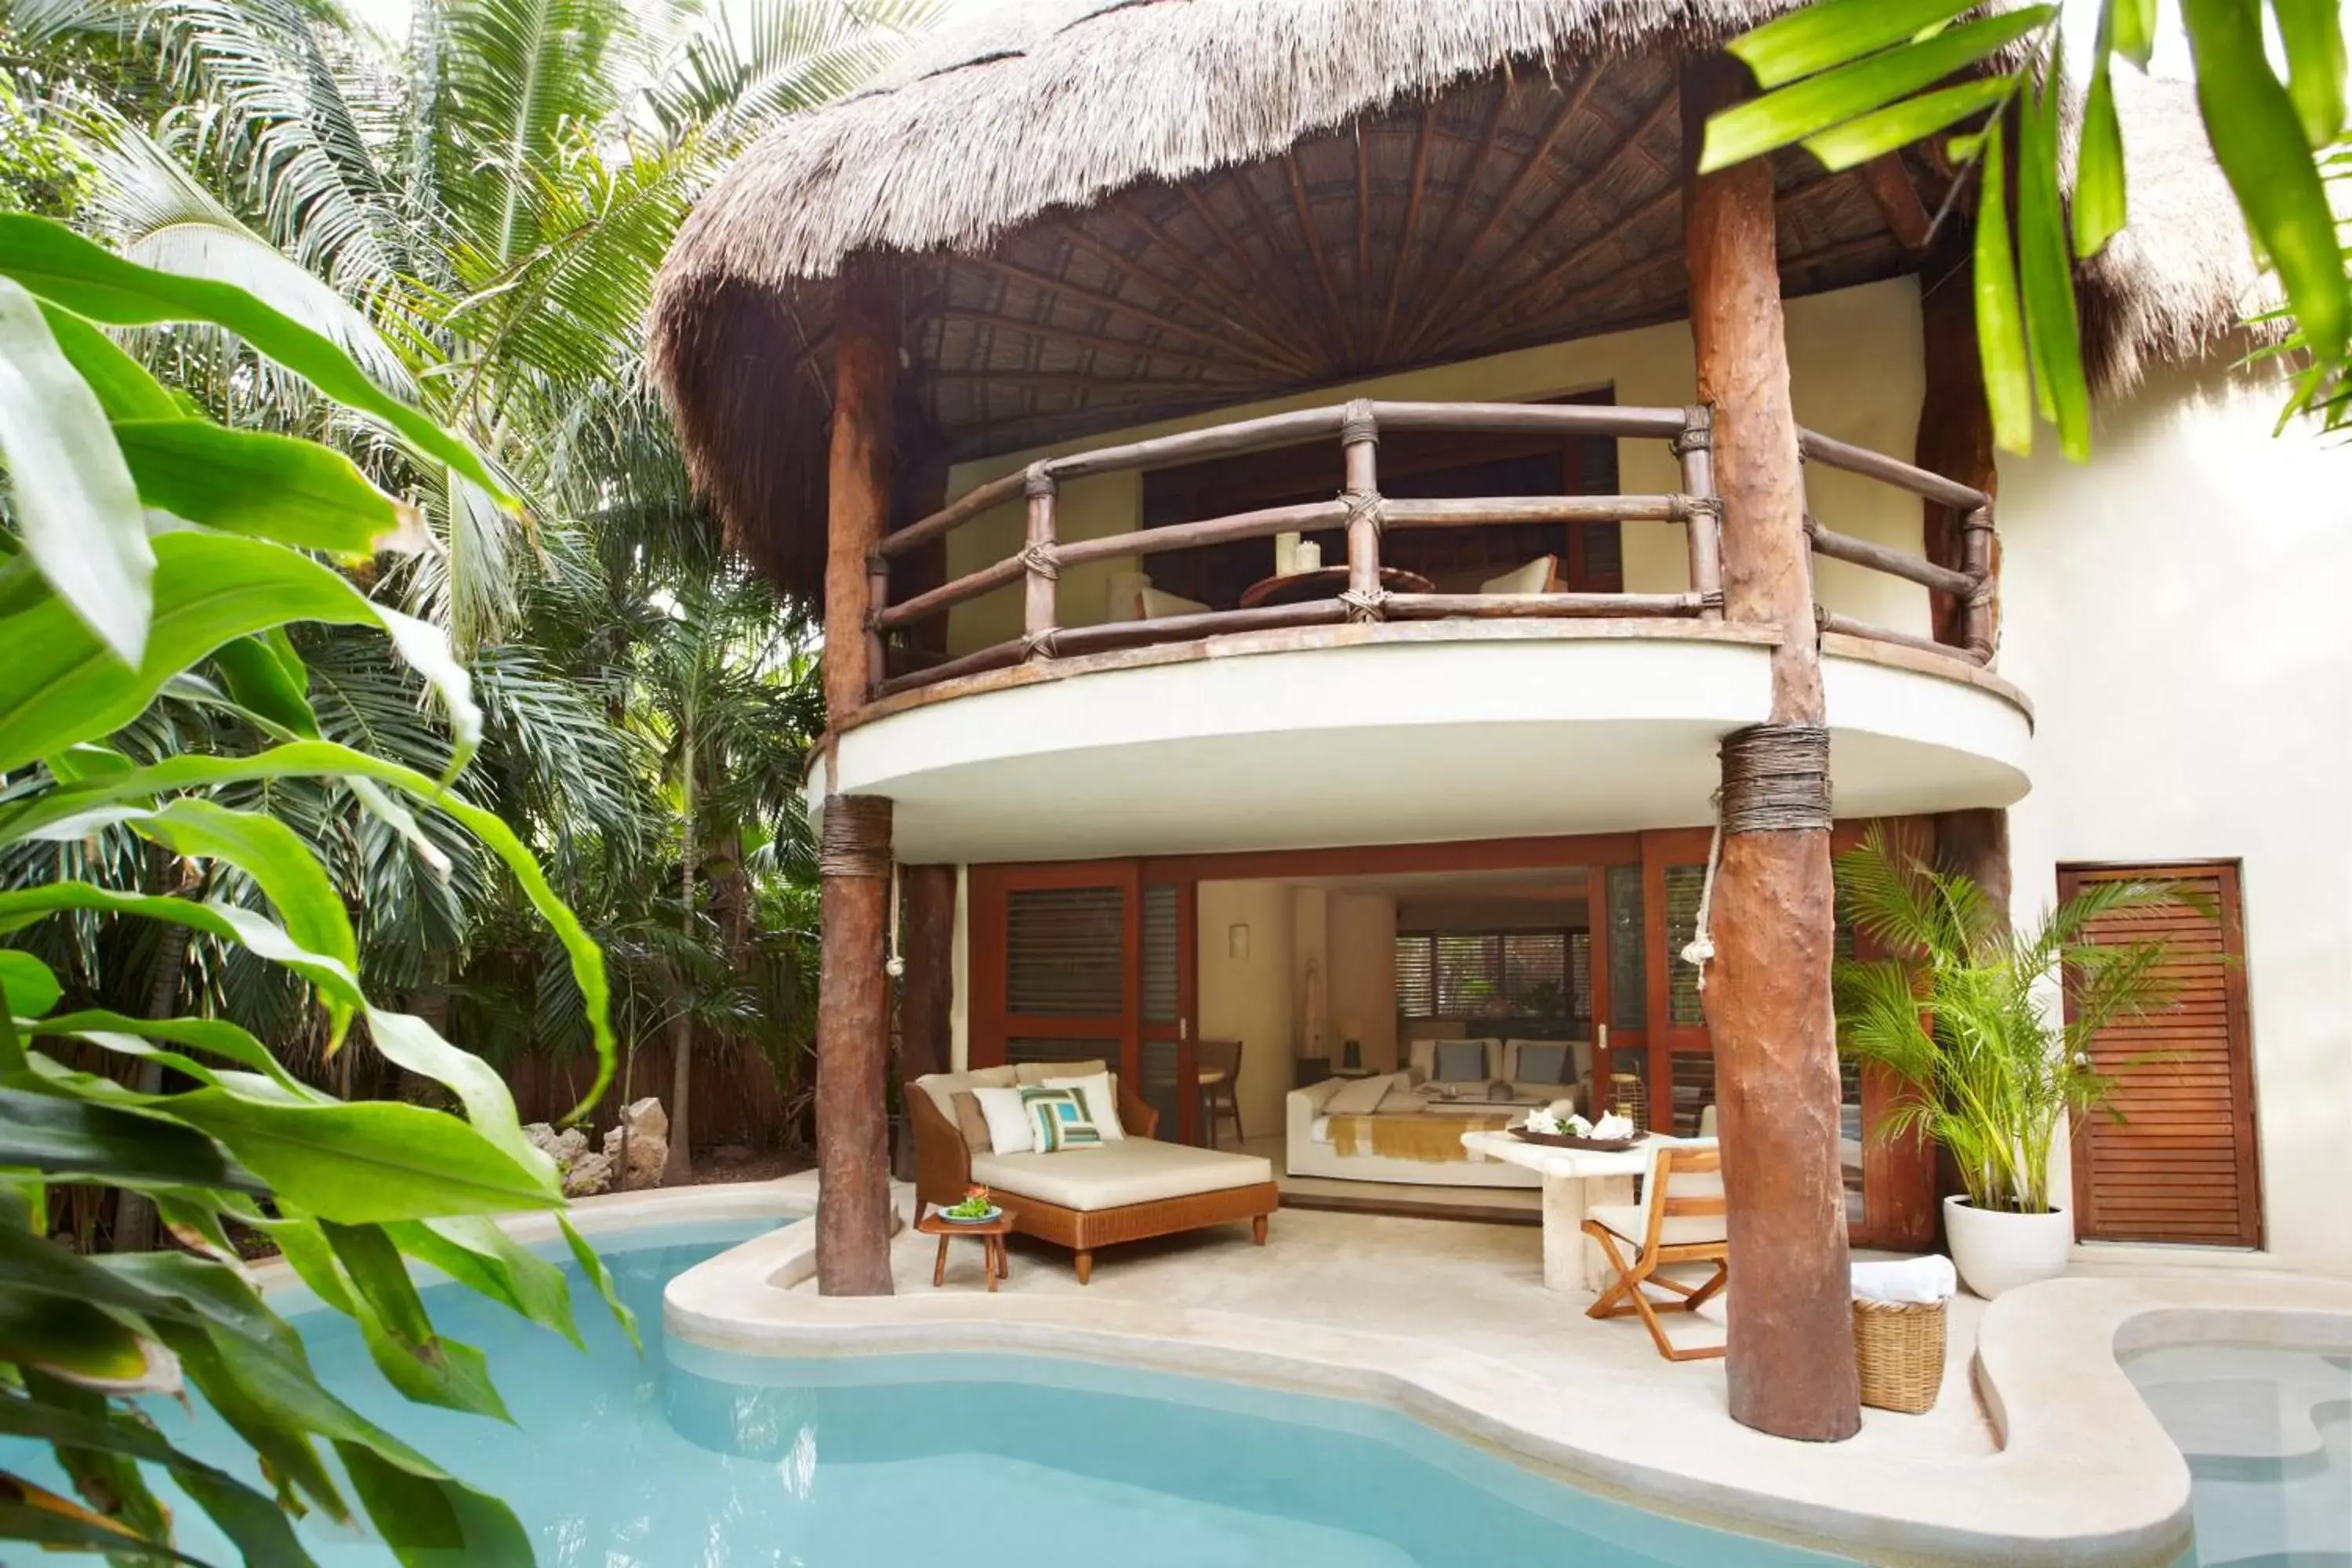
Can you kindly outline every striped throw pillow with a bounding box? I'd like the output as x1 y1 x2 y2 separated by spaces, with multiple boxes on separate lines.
1019 1086 1102 1152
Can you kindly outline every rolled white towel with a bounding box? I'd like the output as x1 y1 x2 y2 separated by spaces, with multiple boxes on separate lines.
1852 1255 1957 1305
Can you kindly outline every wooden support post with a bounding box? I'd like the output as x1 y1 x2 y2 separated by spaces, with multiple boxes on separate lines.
1022 463 1058 659
1675 405 1724 614
1683 55 1860 1443
827 257 897 718
1341 399 1384 621
898 865 957 1084
816 794 895 1295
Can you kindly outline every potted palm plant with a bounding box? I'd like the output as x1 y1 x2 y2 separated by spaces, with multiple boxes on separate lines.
1834 830 2201 1298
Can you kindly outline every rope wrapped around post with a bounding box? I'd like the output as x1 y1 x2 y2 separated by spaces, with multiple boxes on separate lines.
1339 486 1385 537
1340 587 1388 622
818 794 894 880
1718 724 1831 834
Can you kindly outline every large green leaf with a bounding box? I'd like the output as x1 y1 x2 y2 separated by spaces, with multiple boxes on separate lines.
1700 7 2057 172
2271 0 2348 149
0 951 62 1019
2074 54 2130 258
23 1011 314 1098
386 1217 582 1350
1802 77 2013 171
2184 0 2352 365
0 216 505 499
2017 70 2094 459
362 1011 552 1185
1975 118 2036 453
1727 0 1983 88
0 1387 310 1568
0 530 480 776
113 419 423 557
0 884 366 1018
321 1221 512 1421
4 743 615 1115
115 1090 561 1221
36 303 180 421
0 274 152 662
0 1086 263 1192
336 1440 533 1567
210 632 320 739
560 1212 641 1352
2110 0 2159 67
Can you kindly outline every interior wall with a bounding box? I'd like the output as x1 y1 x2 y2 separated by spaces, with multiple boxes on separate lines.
1327 891 1399 1074
2000 358 2352 1278
1195 880 1294 1138
937 276 1929 650
1291 887 1330 1063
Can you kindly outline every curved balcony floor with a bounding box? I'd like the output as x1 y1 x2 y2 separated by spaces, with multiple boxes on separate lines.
827 622 2031 863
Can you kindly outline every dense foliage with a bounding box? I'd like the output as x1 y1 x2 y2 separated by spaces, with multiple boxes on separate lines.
1705 0 2350 447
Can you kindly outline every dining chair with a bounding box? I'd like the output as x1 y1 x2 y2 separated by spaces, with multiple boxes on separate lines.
1582 1140 1728 1361
1195 1037 1244 1148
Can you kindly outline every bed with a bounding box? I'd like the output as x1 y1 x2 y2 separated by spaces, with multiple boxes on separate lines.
1283 1037 1593 1189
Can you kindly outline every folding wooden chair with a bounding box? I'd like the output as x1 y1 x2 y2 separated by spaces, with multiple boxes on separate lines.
1582 1141 1729 1362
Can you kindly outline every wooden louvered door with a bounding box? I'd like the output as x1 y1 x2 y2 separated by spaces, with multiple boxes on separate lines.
967 862 1142 1091
2062 862 2263 1248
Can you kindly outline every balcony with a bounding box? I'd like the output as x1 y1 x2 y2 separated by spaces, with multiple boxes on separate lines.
833 399 2029 864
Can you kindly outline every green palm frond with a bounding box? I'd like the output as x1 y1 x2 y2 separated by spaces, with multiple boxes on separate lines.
647 0 941 141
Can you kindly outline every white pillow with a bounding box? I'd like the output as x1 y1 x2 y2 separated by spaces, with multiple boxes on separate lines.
1479 556 1555 596
1043 1072 1125 1140
1136 586 1209 619
1324 1073 1400 1116
971 1085 1036 1154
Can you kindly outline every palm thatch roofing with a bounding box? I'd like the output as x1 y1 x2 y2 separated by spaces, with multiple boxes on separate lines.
652 0 2259 606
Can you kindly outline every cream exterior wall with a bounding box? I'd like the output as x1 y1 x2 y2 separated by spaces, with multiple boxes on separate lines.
1196 880 1297 1138
1328 892 1399 1075
936 278 1931 650
2000 360 2352 1279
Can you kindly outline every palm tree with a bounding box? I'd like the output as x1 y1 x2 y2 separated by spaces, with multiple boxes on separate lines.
1832 828 2204 1216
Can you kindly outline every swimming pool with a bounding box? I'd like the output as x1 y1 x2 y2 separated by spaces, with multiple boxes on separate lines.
2122 1342 2351 1568
11 1221 1853 1566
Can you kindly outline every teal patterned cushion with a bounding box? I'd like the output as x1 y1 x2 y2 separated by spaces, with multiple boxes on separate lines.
1019 1086 1102 1152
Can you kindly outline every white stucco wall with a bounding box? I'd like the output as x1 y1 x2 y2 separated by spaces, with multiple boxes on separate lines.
935 277 1931 651
2000 361 2352 1278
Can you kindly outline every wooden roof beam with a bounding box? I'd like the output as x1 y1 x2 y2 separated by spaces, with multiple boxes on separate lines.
1045 217 1316 375
1171 181 1333 366
954 250 1301 376
1375 98 1441 358
1284 149 1354 365
1858 153 1935 255
1227 159 1349 367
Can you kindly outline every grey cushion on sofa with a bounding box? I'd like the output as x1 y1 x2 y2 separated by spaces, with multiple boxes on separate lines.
1433 1039 1489 1083
1513 1042 1572 1087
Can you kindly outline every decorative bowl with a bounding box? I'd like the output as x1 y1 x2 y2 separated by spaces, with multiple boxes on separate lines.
938 1204 1004 1225
1510 1129 1639 1152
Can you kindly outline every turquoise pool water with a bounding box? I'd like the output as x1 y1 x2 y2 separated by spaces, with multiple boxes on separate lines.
11 1222 1852 1566
2123 1343 2352 1568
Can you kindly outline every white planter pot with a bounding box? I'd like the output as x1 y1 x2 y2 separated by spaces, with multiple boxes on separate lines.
1943 1194 2072 1299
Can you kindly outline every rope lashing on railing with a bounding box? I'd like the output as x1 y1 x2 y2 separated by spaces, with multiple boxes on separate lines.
1016 542 1060 580
1340 586 1388 622
1669 416 1712 457
1682 724 1834 989
818 793 893 880
1339 398 1380 448
1021 628 1062 660
1339 487 1386 536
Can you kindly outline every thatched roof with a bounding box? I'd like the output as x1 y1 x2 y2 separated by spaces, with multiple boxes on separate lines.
652 0 2260 607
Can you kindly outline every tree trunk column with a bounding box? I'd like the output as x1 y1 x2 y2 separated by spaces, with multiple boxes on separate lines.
1684 55 1859 1443
816 794 896 1295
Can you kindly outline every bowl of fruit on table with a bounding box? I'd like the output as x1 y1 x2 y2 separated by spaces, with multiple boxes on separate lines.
940 1185 1002 1224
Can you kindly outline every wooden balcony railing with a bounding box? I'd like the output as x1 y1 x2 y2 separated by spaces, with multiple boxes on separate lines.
866 399 1994 702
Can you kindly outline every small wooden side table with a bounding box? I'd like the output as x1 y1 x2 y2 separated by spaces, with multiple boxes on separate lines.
916 1207 1014 1291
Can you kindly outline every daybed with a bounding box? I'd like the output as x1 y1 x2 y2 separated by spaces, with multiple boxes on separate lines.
1285 1036 1592 1189
910 1062 1278 1284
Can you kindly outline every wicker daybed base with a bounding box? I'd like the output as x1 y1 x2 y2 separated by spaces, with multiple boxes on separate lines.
910 1083 1277 1284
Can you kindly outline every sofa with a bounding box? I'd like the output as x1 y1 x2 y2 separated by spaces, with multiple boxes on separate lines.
910 1061 1279 1283
1284 1036 1593 1189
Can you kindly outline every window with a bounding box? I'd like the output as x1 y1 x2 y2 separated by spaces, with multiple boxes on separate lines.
1395 930 1591 1022
1007 887 1125 1015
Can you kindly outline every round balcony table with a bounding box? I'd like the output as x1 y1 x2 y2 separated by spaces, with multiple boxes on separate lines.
917 1206 1014 1291
1236 565 1432 609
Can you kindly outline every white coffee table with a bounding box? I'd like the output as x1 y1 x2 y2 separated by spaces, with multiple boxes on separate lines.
1458 1130 1675 1292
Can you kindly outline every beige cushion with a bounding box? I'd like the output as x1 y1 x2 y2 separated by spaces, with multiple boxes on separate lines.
971 1139 1272 1211
1014 1058 1107 1086
1480 555 1556 595
1593 1142 1726 1249
1103 569 1152 623
1136 586 1209 619
1323 1073 1399 1116
949 1091 993 1155
914 1065 1018 1123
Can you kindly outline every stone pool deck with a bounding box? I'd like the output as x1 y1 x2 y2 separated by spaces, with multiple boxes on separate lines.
661 1177 2352 1566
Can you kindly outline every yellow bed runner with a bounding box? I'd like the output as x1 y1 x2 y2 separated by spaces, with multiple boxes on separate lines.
1329 1112 1517 1162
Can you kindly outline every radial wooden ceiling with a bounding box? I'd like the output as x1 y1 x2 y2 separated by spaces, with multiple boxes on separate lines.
907 55 1930 462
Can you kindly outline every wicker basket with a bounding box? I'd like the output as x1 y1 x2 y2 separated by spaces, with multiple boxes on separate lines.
1852 1297 1947 1414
